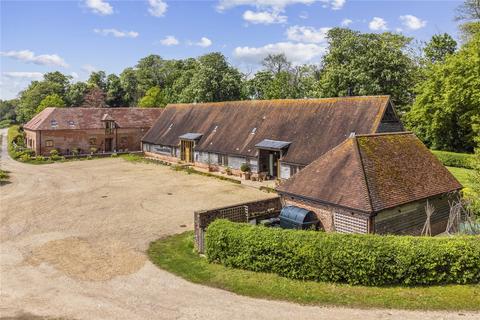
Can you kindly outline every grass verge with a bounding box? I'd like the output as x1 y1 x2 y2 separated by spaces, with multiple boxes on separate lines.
148 231 480 311
448 166 473 190
121 153 241 184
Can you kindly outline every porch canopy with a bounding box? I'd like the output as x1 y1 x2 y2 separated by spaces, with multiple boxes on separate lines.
255 139 291 151
179 133 203 141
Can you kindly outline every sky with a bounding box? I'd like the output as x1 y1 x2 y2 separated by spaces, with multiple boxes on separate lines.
0 0 462 100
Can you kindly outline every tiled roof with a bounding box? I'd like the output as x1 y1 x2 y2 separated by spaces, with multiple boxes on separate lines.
142 96 394 165
276 132 463 214
24 107 163 131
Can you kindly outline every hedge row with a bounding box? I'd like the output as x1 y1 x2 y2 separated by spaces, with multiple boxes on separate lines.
206 220 480 286
431 150 474 169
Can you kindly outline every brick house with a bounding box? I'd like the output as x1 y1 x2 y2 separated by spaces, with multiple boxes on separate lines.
24 107 163 155
142 96 404 180
276 132 463 235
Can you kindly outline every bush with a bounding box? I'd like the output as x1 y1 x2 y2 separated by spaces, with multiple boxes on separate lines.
240 163 251 172
206 220 480 286
20 153 31 162
431 150 474 169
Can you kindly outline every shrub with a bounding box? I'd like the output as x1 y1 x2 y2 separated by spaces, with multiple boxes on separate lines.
20 153 31 162
71 148 80 157
90 147 98 154
431 150 474 169
206 220 480 286
35 156 46 162
240 163 251 172
50 149 59 157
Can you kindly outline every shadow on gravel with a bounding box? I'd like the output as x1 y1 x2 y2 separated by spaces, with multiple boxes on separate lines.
0 312 76 320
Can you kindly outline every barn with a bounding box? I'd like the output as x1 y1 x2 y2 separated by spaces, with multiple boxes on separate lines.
276 132 463 235
142 96 404 180
24 107 163 156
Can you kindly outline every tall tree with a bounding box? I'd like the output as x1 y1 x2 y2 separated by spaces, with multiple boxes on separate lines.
138 87 167 108
179 53 243 103
66 82 88 107
135 55 166 96
0 99 18 123
262 54 292 75
456 0 480 41
36 94 66 114
87 71 107 91
119 68 139 107
106 74 126 107
319 28 417 112
405 34 480 152
424 33 457 63
16 72 71 122
81 87 107 108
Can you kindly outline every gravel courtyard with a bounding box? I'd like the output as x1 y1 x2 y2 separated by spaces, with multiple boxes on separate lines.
0 128 478 320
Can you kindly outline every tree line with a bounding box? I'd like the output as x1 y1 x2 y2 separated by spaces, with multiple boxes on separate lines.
1 0 478 152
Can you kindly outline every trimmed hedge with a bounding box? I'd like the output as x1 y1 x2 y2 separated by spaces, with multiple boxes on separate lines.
431 150 474 169
206 220 480 286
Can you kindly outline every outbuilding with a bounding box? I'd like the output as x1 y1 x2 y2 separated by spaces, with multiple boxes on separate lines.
24 107 163 156
276 132 463 235
142 96 404 180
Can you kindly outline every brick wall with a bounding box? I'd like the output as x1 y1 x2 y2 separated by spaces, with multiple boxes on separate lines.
29 127 149 155
283 197 335 231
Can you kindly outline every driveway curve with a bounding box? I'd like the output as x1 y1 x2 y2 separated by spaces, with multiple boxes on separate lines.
0 128 477 320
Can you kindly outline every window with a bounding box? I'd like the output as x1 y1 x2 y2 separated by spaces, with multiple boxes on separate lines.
89 138 97 145
50 120 58 128
68 120 75 127
45 140 54 147
105 121 115 134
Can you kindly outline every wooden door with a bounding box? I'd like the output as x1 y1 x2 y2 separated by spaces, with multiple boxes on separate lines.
105 138 113 152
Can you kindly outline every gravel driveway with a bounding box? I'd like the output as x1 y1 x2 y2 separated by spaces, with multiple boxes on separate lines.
0 128 477 320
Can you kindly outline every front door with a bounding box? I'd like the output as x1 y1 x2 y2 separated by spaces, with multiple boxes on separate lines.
105 138 113 152
180 140 194 162
259 149 280 178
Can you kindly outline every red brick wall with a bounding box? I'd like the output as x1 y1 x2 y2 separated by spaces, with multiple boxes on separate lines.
282 196 335 232
29 127 149 155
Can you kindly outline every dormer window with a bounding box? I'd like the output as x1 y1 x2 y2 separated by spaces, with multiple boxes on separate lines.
68 120 75 127
50 119 58 128
105 120 115 134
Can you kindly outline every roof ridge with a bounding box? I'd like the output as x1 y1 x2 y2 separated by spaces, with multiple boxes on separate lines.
353 137 375 213
166 95 391 108
355 131 413 138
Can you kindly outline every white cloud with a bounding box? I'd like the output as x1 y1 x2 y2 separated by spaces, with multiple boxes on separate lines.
82 64 97 74
234 42 326 65
2 72 44 79
160 35 179 46
330 0 345 10
191 37 213 47
70 72 79 79
299 11 308 19
243 10 287 24
94 28 139 38
0 50 68 68
217 0 344 12
400 15 427 30
148 0 168 17
369 17 388 31
85 0 113 15
341 18 353 26
286 25 330 43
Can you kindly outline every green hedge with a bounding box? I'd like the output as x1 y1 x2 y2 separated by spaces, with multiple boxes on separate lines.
206 220 480 286
431 150 474 169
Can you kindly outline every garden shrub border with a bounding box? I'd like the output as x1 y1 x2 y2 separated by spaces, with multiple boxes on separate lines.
432 150 474 169
206 220 480 286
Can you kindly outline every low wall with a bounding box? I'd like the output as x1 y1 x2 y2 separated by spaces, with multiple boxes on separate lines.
194 197 282 253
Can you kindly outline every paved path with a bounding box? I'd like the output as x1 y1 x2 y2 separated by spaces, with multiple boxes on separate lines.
0 128 478 320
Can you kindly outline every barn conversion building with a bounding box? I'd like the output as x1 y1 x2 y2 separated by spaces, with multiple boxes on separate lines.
276 132 463 235
24 107 163 156
142 96 404 180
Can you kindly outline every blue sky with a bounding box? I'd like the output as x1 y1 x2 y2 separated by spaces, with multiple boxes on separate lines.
0 0 462 99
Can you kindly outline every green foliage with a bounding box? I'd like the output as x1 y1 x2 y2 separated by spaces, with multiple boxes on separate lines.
16 72 70 122
138 87 166 108
424 33 457 64
240 163 251 172
36 94 66 114
65 81 88 107
0 169 10 182
406 34 480 152
431 150 474 169
469 147 480 214
106 73 126 107
149 231 480 311
87 71 107 91
319 28 417 112
206 220 480 286
0 99 18 124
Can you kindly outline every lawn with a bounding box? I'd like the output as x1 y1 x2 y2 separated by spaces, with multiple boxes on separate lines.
148 231 480 311
447 166 473 190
